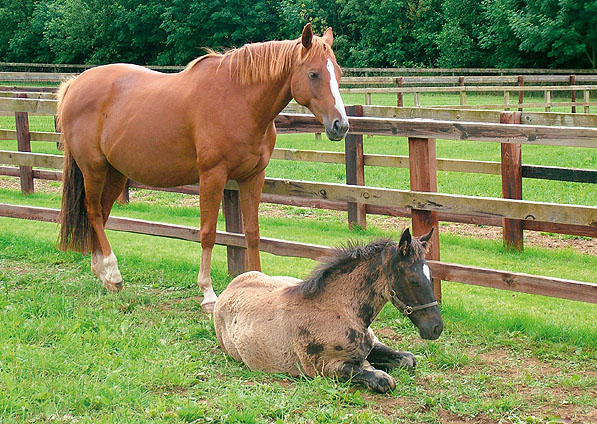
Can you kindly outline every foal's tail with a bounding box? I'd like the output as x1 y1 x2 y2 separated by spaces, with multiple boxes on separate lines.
57 78 93 254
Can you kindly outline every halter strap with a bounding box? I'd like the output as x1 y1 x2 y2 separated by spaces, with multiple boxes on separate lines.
389 289 438 316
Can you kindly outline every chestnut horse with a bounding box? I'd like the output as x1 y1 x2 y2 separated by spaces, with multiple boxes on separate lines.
57 24 349 311
214 228 443 393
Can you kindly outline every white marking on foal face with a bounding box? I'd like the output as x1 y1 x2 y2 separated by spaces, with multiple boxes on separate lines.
423 264 431 281
326 58 347 122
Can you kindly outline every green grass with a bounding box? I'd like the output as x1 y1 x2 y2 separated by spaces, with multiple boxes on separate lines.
0 190 596 423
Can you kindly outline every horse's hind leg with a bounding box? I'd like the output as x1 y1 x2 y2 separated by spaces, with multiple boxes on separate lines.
85 164 127 292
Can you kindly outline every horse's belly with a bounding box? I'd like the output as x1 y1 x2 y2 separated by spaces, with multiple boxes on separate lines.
105 137 199 187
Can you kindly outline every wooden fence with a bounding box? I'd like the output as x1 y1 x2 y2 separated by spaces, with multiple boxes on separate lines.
1 62 596 75
2 70 597 111
0 96 595 305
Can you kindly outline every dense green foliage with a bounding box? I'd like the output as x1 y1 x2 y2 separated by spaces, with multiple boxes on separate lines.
1 0 595 68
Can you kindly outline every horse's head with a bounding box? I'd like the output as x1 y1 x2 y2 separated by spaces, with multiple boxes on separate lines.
291 23 349 141
382 228 443 340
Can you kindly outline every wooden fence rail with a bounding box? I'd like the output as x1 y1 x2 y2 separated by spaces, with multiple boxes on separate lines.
1 202 595 304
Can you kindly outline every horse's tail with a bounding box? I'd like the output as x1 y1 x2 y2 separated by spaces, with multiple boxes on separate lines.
57 78 92 254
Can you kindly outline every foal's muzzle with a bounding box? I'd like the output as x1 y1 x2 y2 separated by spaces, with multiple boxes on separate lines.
324 117 349 141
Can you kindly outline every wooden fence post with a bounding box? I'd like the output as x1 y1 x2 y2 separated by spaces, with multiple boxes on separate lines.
408 137 441 302
345 105 366 230
500 111 523 251
15 93 34 195
53 114 63 151
570 75 576 113
459 76 466 106
396 77 403 107
222 188 246 276
584 90 590 113
517 75 524 111
544 90 551 112
117 179 130 204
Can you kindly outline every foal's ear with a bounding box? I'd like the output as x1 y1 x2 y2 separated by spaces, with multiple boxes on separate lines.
420 227 434 246
302 23 313 49
322 27 334 46
398 228 411 256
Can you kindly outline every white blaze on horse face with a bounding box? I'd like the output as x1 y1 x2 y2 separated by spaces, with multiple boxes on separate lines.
423 264 431 281
326 59 348 122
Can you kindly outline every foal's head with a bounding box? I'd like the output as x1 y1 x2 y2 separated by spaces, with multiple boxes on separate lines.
291 23 349 141
382 228 443 340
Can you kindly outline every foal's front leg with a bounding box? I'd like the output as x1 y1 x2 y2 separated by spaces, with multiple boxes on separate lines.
332 361 396 394
366 340 417 371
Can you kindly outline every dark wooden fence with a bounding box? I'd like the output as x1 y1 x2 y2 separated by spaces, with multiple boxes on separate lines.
0 95 596 305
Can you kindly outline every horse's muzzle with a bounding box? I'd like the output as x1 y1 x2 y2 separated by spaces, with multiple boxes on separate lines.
419 320 443 340
325 118 349 141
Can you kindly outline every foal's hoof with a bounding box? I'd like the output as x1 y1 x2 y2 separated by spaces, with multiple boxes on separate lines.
201 300 216 314
104 279 124 293
370 372 396 394
399 352 417 370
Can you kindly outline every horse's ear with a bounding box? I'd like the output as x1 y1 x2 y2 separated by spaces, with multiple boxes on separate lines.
322 27 334 46
302 23 313 49
399 228 411 256
420 227 434 245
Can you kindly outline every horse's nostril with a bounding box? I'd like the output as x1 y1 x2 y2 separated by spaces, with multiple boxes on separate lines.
432 323 443 339
332 119 340 133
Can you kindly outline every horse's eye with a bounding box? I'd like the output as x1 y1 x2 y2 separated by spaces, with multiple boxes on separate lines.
308 72 319 80
409 278 420 286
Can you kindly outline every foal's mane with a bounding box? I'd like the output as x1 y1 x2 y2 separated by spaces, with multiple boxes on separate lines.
295 239 393 299
293 236 428 299
185 37 330 85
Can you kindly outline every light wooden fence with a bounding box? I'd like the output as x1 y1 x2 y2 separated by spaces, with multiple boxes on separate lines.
1 62 596 75
2 70 597 111
0 96 595 305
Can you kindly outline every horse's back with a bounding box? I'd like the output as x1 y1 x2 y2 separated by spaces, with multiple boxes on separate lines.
60 63 203 186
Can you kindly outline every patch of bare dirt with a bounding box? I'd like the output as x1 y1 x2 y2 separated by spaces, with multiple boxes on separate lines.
0 176 61 193
259 203 597 256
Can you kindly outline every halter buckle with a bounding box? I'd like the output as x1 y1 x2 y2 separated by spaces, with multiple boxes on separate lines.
403 305 413 316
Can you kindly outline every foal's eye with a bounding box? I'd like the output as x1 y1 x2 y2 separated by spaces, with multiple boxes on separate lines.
308 71 319 80
409 278 420 286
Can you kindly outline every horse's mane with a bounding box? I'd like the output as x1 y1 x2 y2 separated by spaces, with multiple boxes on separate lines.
184 37 330 85
293 236 428 299
295 239 393 299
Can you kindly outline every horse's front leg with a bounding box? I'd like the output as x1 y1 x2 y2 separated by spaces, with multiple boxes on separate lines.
329 361 396 394
237 170 265 271
197 167 227 313
366 340 417 371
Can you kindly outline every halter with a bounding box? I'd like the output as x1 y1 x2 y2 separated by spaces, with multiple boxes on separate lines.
388 289 438 316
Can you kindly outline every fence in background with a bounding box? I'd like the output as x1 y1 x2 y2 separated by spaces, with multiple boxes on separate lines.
2 69 596 112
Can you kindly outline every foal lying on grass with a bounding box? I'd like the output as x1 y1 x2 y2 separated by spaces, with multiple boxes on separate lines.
214 228 443 393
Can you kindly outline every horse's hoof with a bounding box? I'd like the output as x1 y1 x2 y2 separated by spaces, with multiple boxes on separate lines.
399 353 417 369
371 373 396 394
104 280 124 293
201 301 216 313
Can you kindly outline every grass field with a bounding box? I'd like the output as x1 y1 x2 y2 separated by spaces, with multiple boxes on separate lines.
0 90 596 423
